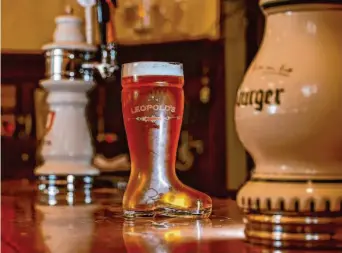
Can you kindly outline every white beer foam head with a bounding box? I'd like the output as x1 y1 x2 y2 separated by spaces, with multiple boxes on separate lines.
122 61 183 77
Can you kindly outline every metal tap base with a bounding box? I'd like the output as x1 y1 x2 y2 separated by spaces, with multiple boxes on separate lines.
244 210 342 249
37 175 95 206
238 179 342 250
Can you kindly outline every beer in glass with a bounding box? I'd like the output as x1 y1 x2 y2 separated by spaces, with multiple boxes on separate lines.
121 61 212 218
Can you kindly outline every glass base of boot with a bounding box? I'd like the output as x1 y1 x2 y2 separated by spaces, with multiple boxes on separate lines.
123 186 212 219
124 206 212 219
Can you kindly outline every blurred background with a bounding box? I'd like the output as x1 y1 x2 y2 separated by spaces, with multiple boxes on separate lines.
1 0 265 197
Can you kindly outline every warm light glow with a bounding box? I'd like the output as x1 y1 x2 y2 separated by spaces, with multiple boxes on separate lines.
306 187 313 194
138 3 145 19
161 193 191 208
164 230 182 241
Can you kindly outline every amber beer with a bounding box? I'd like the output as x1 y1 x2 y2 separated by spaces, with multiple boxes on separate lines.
121 62 212 218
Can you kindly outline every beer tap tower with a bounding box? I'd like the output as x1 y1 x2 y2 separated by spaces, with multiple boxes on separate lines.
35 0 118 194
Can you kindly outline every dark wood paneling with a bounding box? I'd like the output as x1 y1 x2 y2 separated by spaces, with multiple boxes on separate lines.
1 51 45 80
1 52 44 180
1 40 228 196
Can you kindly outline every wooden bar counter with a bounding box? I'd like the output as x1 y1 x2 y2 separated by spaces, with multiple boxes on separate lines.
1 179 335 253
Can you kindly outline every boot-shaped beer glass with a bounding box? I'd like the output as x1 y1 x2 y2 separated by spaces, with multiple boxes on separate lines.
121 62 212 218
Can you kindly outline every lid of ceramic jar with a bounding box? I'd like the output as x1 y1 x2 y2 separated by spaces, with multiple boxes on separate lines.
260 0 342 9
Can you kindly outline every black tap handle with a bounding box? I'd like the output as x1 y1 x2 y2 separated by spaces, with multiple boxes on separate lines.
111 0 117 8
97 0 110 45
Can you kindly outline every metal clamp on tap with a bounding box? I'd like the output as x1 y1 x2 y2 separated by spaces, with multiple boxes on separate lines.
82 43 118 80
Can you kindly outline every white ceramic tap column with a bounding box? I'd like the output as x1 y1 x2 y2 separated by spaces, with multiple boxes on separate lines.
235 0 342 248
35 10 99 176
36 80 98 175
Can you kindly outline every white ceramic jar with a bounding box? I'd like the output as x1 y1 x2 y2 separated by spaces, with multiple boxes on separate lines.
235 0 342 248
